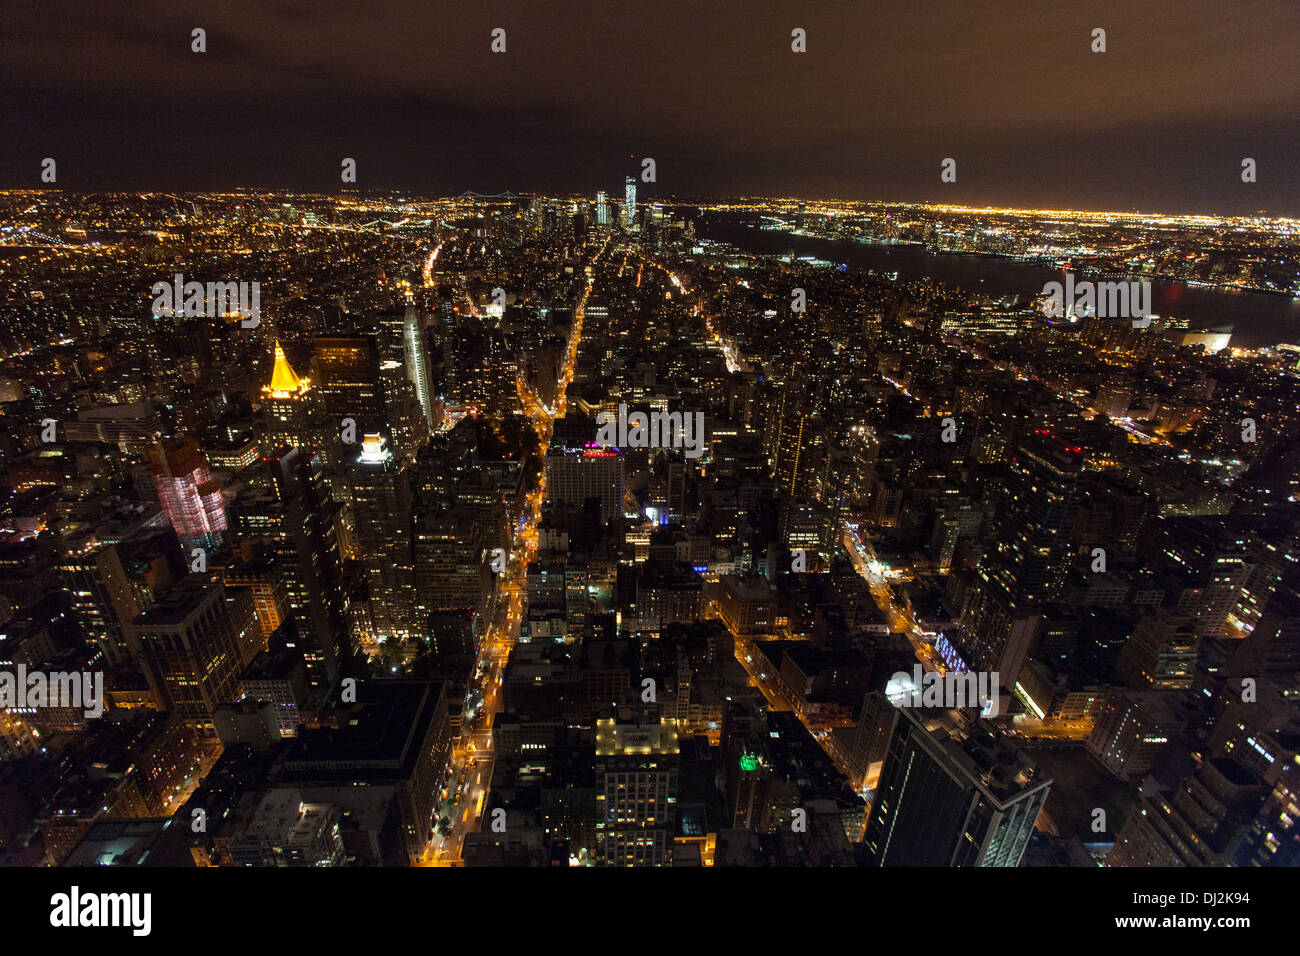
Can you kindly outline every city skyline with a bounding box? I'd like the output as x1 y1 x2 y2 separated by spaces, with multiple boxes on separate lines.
15 187 1300 219
0 2 1292 932
1 187 1297 876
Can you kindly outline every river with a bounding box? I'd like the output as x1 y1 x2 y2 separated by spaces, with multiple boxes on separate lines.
689 212 1300 349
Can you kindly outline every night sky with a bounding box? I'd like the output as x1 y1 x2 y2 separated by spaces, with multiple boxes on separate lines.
3 0 1298 214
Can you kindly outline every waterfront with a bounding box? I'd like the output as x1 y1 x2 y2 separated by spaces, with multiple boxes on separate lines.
695 213 1300 349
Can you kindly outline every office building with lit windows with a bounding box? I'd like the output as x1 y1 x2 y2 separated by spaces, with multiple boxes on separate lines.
347 434 416 643
130 579 263 737
961 432 1082 685
623 177 636 228
863 709 1050 866
544 445 624 531
260 340 316 451
594 716 679 866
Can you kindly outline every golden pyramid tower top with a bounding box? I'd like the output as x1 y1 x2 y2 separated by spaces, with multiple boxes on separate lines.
265 340 310 397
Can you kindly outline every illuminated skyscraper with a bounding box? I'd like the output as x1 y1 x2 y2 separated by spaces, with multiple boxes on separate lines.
378 305 435 446
403 305 435 436
347 434 416 643
595 190 608 226
148 438 228 553
983 433 1082 604
775 407 826 501
623 176 636 228
381 357 426 464
313 336 386 438
1227 564 1300 683
1085 690 1180 783
260 340 315 451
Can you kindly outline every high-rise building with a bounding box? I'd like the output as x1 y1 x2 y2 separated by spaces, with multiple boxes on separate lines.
983 432 1082 604
347 434 416 643
260 340 315 451
623 177 636 228
266 446 350 686
380 356 426 464
1231 521 1300 635
1086 690 1182 783
1108 757 1267 867
862 710 1051 866
1154 517 1251 639
1115 608 1198 689
378 304 436 445
595 190 608 226
129 579 263 736
845 690 902 790
1226 564 1300 682
57 540 142 665
544 447 625 531
961 433 1082 684
774 408 826 501
403 305 435 436
413 510 492 618
218 559 289 642
239 635 310 737
148 437 229 553
312 336 387 441
62 403 162 451
716 574 777 635
594 716 679 866
1235 765 1300 866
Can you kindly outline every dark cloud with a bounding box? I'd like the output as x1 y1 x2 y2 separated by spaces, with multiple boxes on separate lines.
2 0 1296 213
